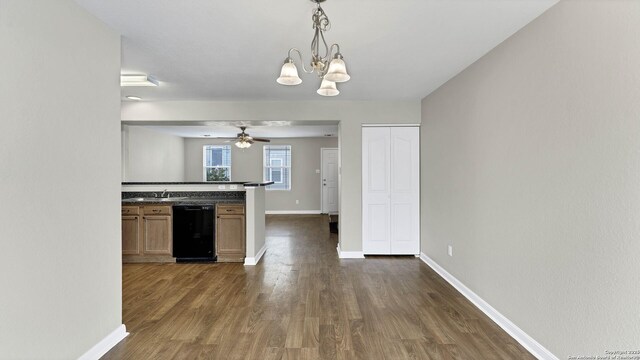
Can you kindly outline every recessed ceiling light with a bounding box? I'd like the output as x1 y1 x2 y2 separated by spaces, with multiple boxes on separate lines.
126 96 142 101
121 75 158 87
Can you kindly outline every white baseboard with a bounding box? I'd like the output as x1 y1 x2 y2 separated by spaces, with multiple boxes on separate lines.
419 253 557 360
244 243 267 266
336 245 365 259
78 324 128 360
265 210 322 215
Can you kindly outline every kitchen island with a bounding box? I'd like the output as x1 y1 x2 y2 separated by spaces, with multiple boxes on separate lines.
121 182 271 265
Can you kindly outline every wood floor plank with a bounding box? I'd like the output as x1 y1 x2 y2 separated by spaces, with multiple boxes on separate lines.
302 317 320 348
102 215 535 360
285 319 305 349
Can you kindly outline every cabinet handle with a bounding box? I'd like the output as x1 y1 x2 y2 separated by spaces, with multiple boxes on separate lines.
153 209 161 213
226 209 232 212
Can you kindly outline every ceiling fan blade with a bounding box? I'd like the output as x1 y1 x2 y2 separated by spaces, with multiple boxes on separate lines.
252 138 271 142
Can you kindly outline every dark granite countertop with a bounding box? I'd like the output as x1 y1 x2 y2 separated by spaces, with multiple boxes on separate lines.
122 198 244 205
122 182 250 185
244 182 274 187
122 191 245 205
122 181 275 187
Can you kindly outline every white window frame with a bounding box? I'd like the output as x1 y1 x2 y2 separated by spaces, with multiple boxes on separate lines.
269 158 283 184
203 145 231 182
263 145 291 191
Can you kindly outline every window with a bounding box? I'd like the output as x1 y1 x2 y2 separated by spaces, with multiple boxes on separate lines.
264 145 291 190
203 145 231 181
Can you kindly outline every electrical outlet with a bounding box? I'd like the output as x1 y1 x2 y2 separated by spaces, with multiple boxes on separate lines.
295 200 299 204
315 169 320 174
448 245 453 257
218 185 225 190
230 185 238 190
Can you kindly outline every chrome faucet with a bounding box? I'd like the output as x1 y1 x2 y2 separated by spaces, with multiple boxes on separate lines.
161 189 168 198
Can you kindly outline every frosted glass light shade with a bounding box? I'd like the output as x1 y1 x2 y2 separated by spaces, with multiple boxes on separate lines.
235 140 251 149
317 79 339 97
276 62 302 85
324 57 350 83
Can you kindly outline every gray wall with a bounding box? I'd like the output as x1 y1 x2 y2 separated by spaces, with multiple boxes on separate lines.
421 0 640 357
185 137 338 211
122 101 421 252
0 0 122 358
123 125 185 182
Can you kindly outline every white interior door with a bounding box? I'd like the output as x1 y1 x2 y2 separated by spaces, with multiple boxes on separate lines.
362 126 420 255
321 148 339 214
362 128 391 254
389 127 420 254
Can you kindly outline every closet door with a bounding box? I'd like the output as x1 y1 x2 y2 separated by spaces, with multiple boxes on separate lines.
362 126 420 255
389 127 420 254
362 127 391 254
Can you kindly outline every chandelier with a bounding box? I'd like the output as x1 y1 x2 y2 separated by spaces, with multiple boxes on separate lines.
276 0 351 96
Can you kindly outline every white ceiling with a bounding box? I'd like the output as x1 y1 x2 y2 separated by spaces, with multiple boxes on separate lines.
139 124 339 139
76 0 558 101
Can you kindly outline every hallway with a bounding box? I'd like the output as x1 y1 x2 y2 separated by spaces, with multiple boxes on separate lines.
103 215 532 359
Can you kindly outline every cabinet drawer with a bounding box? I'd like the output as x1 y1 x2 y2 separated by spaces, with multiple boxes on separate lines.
122 206 140 215
143 205 172 215
217 204 244 215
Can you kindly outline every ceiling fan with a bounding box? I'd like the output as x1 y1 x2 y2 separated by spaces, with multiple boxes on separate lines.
215 126 270 149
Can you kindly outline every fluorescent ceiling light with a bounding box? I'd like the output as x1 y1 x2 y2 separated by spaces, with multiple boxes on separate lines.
121 75 158 87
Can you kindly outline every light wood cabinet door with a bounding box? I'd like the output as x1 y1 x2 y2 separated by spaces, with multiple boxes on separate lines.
216 213 245 262
143 215 172 256
122 215 141 255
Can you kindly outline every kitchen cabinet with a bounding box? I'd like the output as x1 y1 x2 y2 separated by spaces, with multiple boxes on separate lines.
216 204 245 262
122 206 141 255
122 204 173 262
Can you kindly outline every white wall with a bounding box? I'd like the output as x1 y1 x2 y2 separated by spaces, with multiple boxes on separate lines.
245 187 266 263
0 1 122 359
122 101 421 252
421 0 640 357
123 125 185 182
184 137 338 212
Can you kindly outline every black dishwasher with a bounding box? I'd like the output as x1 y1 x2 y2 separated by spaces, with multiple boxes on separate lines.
172 205 216 262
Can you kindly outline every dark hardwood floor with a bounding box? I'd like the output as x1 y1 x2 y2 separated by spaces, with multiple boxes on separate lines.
102 215 534 359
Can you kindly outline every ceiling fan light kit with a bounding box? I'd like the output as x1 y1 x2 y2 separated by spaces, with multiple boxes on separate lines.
277 0 351 96
213 127 271 149
235 140 252 149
